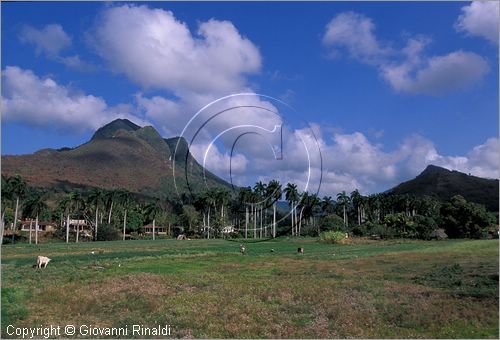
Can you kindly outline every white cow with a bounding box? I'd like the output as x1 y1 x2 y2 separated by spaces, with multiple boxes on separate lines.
36 256 51 268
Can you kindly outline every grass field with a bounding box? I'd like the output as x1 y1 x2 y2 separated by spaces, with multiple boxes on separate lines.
1 238 498 338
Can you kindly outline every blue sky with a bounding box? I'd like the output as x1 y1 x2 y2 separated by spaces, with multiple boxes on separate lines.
2 1 498 195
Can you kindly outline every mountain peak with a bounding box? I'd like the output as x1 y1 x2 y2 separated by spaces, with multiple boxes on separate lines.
389 164 498 211
91 118 141 140
419 164 450 176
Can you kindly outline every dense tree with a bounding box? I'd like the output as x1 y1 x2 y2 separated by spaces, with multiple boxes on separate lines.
441 195 495 238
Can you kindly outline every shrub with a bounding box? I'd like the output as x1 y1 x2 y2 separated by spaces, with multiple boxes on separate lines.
320 230 346 244
96 223 121 241
319 214 345 232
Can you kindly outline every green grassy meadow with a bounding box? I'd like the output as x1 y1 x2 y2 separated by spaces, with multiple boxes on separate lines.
1 238 498 338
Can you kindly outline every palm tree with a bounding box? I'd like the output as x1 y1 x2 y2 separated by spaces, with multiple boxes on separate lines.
254 181 267 238
57 195 72 243
87 188 104 241
336 191 350 228
104 189 119 224
7 175 27 243
144 200 161 240
322 196 335 215
238 187 252 239
284 183 299 236
116 190 132 241
350 189 365 226
267 180 282 238
24 193 47 244
69 191 84 242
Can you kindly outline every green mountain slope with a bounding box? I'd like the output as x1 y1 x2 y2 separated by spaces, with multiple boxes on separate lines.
388 165 499 211
2 119 231 198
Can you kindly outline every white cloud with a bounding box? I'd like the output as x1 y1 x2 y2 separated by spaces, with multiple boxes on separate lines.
220 125 498 196
323 11 390 63
381 50 489 95
92 4 260 94
19 24 95 71
455 1 499 45
19 24 71 57
322 11 490 95
1 66 144 131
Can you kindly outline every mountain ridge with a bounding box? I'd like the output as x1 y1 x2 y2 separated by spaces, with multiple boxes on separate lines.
388 164 499 211
1 119 231 198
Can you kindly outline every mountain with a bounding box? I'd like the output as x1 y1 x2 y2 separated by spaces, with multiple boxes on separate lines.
1 119 231 198
388 165 499 211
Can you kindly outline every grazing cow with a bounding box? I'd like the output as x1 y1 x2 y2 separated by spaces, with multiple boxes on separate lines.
297 247 304 254
177 234 186 240
36 256 51 268
240 244 246 255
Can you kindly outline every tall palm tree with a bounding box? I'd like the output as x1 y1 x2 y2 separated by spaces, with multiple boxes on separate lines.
238 187 252 239
336 191 350 228
57 195 72 243
23 192 47 245
321 196 335 215
87 188 104 241
7 175 27 243
144 200 161 240
69 191 84 242
254 181 267 238
267 180 282 238
350 189 365 226
117 190 132 241
284 183 299 236
104 189 119 224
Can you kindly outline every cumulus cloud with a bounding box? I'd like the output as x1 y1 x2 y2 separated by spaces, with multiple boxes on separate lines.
323 11 391 63
19 24 71 57
1 66 144 131
322 11 490 95
229 124 498 196
92 4 260 94
455 1 499 45
381 50 489 95
19 24 95 71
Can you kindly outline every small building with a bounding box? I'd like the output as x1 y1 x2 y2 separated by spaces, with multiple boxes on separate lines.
20 220 57 232
143 224 167 235
222 225 236 234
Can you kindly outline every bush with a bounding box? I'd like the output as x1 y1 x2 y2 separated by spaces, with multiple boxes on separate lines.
96 223 121 241
319 214 345 232
320 230 347 244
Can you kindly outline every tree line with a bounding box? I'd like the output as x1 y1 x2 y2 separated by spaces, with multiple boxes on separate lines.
1 174 497 243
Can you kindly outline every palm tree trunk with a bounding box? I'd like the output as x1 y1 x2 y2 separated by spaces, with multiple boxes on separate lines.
95 206 99 241
108 200 113 224
66 215 70 243
76 219 80 243
12 196 19 243
153 218 156 241
35 214 39 245
245 206 248 239
123 209 127 241
259 206 263 238
253 204 257 239
273 203 276 238
299 207 304 236
207 208 211 239
29 219 33 244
